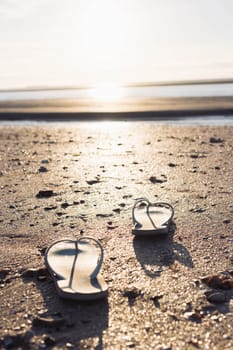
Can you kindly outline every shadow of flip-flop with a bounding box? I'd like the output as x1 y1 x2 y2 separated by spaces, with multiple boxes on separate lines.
133 223 193 278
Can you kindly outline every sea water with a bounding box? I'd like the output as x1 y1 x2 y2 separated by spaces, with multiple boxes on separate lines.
1 82 233 101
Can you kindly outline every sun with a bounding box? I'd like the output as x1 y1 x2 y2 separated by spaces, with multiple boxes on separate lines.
87 84 125 103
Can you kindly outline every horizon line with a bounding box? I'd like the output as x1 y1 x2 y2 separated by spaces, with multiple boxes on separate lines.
1 77 233 93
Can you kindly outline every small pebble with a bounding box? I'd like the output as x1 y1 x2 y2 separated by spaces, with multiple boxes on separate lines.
36 190 55 198
96 213 112 218
38 166 48 173
209 137 224 143
86 179 100 185
201 272 233 289
223 219 231 224
61 202 70 209
206 291 227 303
149 176 166 184
0 268 11 279
44 205 57 211
33 315 65 328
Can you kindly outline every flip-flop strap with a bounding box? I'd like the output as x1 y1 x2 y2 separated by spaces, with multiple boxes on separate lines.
77 236 104 280
151 202 174 226
132 197 151 228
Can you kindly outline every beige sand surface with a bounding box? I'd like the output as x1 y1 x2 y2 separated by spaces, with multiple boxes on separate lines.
0 122 232 349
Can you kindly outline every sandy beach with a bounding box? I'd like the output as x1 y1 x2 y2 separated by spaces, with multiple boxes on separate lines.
0 121 232 349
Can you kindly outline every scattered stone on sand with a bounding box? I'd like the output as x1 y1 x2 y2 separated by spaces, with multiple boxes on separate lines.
21 267 48 279
119 203 126 207
168 162 176 167
209 137 224 143
96 213 113 218
38 166 48 173
107 223 118 230
0 268 11 279
149 176 166 184
33 315 66 328
86 179 100 185
190 153 199 159
189 207 206 213
44 205 57 211
36 190 55 198
190 153 207 159
61 202 70 209
201 271 233 289
223 219 231 224
52 222 60 226
205 291 227 303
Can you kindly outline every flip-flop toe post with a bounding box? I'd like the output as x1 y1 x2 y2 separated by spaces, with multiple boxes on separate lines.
132 197 174 236
45 237 108 300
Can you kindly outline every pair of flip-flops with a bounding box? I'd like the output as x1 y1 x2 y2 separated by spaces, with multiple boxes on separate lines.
45 198 174 300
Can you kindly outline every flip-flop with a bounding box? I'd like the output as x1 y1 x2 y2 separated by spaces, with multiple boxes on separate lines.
132 197 174 236
45 236 108 300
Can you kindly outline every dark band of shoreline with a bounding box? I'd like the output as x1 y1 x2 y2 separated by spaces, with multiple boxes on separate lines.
1 109 233 121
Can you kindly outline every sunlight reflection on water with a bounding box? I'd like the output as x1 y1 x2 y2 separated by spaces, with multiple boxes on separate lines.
87 84 125 103
1 82 233 102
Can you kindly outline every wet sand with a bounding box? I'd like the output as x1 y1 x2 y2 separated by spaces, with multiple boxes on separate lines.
0 95 233 114
0 121 232 349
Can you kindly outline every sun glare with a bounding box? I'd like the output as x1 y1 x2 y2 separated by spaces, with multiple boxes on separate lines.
87 84 125 103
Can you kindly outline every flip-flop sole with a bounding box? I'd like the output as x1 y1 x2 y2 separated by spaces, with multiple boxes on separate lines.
45 238 108 300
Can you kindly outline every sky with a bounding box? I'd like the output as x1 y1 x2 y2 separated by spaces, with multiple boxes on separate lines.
1 0 233 89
